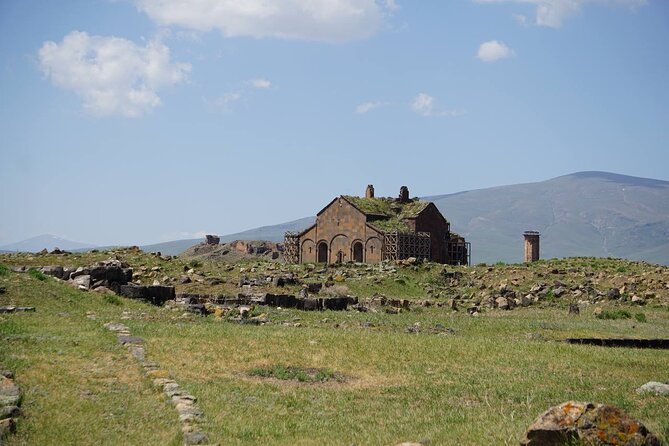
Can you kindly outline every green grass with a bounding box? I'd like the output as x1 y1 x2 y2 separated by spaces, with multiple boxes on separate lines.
27 268 46 281
634 312 647 323
1 252 669 445
0 271 181 445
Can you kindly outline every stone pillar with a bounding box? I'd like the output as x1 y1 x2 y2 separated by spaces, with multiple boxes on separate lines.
365 184 375 198
399 186 409 203
523 231 540 262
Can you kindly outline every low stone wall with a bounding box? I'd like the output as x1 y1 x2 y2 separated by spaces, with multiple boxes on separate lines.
15 260 176 307
176 292 357 312
0 370 21 441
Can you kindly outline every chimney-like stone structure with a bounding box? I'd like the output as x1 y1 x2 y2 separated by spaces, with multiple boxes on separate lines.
365 184 375 198
523 231 540 262
205 234 220 245
399 186 410 203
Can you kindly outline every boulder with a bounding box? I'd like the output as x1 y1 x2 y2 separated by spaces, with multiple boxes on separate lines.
520 401 660 446
631 295 646 305
72 275 91 290
607 288 621 300
40 265 64 279
70 267 90 279
636 381 669 396
552 287 566 297
496 296 510 310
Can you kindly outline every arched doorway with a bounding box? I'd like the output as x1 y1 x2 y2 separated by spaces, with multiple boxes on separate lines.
317 242 328 263
352 242 363 263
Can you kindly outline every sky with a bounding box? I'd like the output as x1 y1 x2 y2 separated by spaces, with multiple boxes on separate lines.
1 0 668 246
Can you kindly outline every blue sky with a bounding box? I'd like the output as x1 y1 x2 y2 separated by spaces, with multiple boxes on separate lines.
1 0 667 246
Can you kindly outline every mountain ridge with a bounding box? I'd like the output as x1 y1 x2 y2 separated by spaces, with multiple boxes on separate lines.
3 172 667 264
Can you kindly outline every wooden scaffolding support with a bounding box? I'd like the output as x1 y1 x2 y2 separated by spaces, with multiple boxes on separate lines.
446 237 471 266
383 231 431 261
283 231 300 264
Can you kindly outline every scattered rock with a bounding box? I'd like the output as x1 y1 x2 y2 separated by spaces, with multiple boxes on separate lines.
183 431 209 445
607 288 621 300
568 303 580 315
631 295 646 305
636 381 669 396
520 401 660 446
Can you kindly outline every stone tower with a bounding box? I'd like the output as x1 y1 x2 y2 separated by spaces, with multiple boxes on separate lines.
399 186 410 203
365 184 375 198
523 231 540 262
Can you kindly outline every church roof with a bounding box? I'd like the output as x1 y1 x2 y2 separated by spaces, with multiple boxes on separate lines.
342 196 433 232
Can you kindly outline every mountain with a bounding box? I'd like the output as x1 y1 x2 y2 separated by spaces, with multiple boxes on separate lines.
5 172 667 264
0 234 96 253
425 171 669 264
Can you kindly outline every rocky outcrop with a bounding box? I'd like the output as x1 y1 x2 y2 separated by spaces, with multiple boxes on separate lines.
520 401 660 446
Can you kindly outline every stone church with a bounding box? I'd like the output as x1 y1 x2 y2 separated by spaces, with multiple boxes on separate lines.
284 185 469 265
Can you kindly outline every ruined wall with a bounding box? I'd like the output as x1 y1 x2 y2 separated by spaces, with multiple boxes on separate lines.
413 203 450 263
365 227 383 263
300 225 317 263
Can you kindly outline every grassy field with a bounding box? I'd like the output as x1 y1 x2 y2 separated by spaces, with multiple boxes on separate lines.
1 254 668 445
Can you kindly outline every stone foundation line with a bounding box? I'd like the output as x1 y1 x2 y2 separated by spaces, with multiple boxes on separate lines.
103 321 214 446
0 370 21 441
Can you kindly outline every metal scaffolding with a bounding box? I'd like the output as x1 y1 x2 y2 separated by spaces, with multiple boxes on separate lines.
283 232 300 264
383 231 431 261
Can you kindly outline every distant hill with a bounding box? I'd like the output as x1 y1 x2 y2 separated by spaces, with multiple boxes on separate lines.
0 234 96 253
135 171 669 264
139 217 316 255
425 171 669 264
4 172 668 264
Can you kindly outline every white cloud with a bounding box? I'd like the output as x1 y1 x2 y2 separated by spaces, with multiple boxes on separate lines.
132 0 397 42
385 0 400 11
410 93 464 118
209 91 242 112
512 13 529 25
249 78 271 89
477 40 514 62
355 101 389 114
38 31 190 117
474 0 646 28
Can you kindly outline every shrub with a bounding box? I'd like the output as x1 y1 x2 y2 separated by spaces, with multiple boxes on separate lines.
596 309 632 320
634 312 647 323
28 268 47 281
0 263 9 276
189 260 203 268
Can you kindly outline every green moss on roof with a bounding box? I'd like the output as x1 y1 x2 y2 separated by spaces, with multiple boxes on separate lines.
368 218 411 232
343 196 431 233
